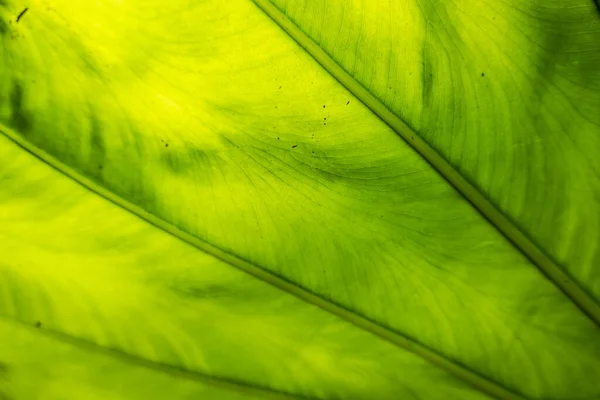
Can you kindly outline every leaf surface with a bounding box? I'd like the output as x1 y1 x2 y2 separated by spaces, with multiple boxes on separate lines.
0 0 599 399
261 0 600 305
0 319 258 400
0 133 487 399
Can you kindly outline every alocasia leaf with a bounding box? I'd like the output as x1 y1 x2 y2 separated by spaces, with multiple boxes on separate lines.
0 319 264 400
0 0 599 399
260 0 600 308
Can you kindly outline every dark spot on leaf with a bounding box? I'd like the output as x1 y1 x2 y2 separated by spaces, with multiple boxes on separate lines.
89 117 106 176
160 147 210 175
35 321 41 328
323 105 325 108
9 83 33 133
16 8 28 23
421 50 434 106
279 86 282 89
277 137 280 140
346 101 350 105
0 361 10 400
481 73 485 77
291 144 298 148
176 285 229 299
165 143 169 147
324 118 326 120
323 123 326 125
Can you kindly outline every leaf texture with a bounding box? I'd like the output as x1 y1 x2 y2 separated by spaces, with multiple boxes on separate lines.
0 319 261 400
0 133 490 399
0 0 599 399
262 0 600 305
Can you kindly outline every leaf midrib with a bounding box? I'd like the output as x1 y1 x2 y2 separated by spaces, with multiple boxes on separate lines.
1 118 525 400
246 1 600 323
0 316 306 400
4 2 592 399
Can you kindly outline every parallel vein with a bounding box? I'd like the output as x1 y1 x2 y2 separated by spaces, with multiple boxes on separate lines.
0 316 306 400
247 0 600 327
0 120 525 400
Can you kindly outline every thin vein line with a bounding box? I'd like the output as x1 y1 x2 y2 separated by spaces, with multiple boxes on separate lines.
0 316 306 400
0 122 527 400
248 0 600 396
247 0 600 326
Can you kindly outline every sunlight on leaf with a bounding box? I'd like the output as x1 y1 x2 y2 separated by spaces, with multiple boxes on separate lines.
0 0 599 399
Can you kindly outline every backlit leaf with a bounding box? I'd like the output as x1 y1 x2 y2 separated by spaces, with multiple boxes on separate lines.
1 0 599 399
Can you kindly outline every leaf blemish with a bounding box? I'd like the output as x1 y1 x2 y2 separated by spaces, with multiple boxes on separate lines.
35 321 41 328
16 7 28 23
292 144 297 148
346 101 350 105
10 83 33 132
481 72 485 77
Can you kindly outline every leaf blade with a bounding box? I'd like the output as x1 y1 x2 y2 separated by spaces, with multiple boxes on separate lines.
1 0 600 399
0 133 491 399
0 318 287 400
260 0 600 317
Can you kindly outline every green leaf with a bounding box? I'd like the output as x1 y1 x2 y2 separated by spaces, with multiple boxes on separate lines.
260 0 600 306
0 0 599 399
0 134 488 399
0 319 263 400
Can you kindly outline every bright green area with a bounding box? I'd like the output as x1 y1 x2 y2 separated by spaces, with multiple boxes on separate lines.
0 319 258 400
265 0 600 303
0 135 488 399
0 0 599 399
